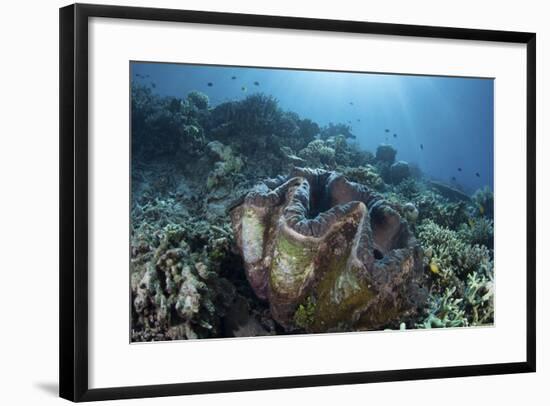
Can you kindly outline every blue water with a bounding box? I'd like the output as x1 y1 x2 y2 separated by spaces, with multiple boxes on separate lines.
131 62 494 194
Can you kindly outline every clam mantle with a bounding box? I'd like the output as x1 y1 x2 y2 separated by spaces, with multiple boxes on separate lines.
230 168 426 332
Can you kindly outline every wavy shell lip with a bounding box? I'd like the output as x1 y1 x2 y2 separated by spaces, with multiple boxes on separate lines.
230 167 426 332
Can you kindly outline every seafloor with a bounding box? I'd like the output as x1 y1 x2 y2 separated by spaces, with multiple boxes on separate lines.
130 85 494 342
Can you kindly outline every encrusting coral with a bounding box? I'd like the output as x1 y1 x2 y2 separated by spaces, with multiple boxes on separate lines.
230 167 427 332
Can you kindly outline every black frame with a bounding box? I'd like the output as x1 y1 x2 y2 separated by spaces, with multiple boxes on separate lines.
59 3 536 402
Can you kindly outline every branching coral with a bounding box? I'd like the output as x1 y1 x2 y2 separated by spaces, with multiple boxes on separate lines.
417 287 467 328
463 269 494 326
130 197 238 341
458 217 494 249
416 219 494 328
414 191 469 229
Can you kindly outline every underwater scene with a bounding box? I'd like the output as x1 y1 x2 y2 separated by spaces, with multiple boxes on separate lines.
130 62 494 342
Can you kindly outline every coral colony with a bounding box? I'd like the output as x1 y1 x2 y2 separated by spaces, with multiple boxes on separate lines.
130 76 494 342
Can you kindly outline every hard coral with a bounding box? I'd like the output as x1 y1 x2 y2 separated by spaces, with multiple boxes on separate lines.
187 91 209 110
375 144 397 164
416 219 494 328
130 197 237 341
389 160 411 184
340 165 386 191
230 167 426 333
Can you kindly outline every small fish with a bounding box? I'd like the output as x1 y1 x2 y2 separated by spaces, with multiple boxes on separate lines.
420 144 424 150
349 102 354 106
457 168 462 172
151 82 156 88
357 119 361 122
393 133 397 138
254 81 260 86
479 204 485 215
429 261 440 275
135 73 142 78
207 82 213 87
468 218 475 228
144 74 150 78
385 129 390 133
475 172 480 177
231 76 237 80
241 86 247 92
452 176 456 181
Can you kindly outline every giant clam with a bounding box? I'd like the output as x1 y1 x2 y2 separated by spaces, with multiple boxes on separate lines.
230 167 426 332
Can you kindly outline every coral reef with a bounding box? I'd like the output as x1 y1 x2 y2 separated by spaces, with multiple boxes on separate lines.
389 160 411 184
130 197 237 340
298 139 336 168
428 180 471 203
402 202 419 224
472 186 494 218
320 122 355 140
297 135 373 171
130 82 494 341
375 144 397 164
205 141 243 192
131 85 207 162
339 165 385 191
416 219 494 328
204 93 319 176
230 167 426 332
414 191 469 230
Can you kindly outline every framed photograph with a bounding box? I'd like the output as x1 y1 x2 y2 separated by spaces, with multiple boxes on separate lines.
59 3 536 402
